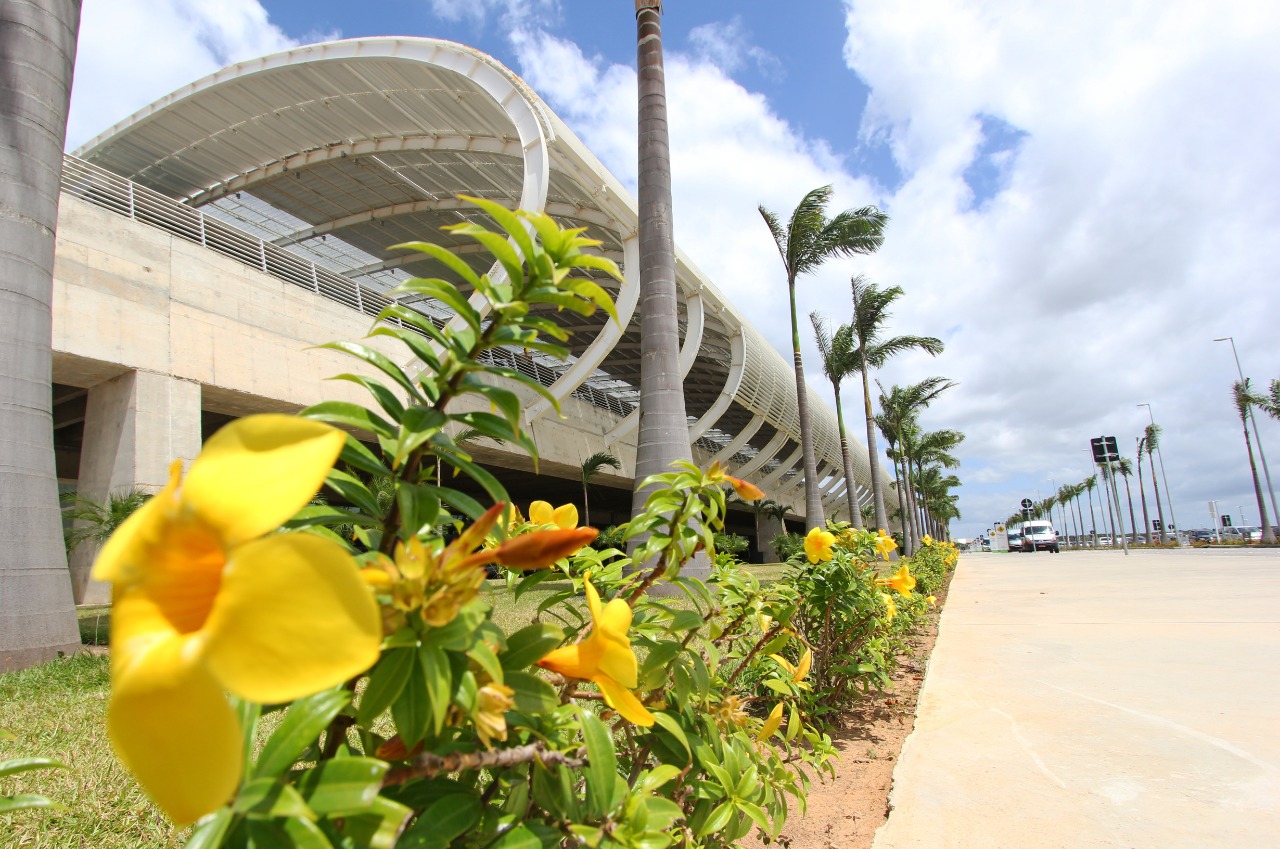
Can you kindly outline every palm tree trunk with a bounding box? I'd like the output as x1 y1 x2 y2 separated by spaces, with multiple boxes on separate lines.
1071 493 1084 548
1137 445 1152 544
582 480 590 527
788 279 824 531
833 387 864 528
1148 448 1167 543
632 2 704 580
1087 487 1099 548
0 0 84 670
859 360 890 534
1123 474 1137 546
891 453 909 551
1241 418 1276 544
1102 470 1117 540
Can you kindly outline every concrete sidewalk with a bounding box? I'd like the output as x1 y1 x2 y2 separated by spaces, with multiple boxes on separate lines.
873 548 1280 849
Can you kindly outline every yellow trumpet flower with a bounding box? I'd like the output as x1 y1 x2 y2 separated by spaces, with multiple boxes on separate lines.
881 593 897 620
921 534 934 545
529 500 579 530
804 527 837 564
91 415 381 825
927 595 938 606
878 564 916 597
875 529 898 561
537 576 654 726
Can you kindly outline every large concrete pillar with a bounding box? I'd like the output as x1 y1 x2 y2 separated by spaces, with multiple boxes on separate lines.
70 371 201 604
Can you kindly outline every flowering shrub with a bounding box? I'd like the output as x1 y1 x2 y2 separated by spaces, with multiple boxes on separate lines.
91 200 854 848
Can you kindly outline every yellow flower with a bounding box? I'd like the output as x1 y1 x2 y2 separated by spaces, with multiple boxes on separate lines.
537 576 654 726
529 500 579 530
921 534 934 546
492 526 599 570
882 593 897 620
927 595 937 606
91 415 381 825
713 695 749 728
475 682 515 748
878 564 916 597
757 702 784 742
875 529 898 561
804 527 837 564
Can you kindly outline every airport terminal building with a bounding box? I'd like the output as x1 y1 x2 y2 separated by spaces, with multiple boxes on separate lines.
52 38 887 603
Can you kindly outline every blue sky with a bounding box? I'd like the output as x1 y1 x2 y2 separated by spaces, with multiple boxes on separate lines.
68 0 1280 539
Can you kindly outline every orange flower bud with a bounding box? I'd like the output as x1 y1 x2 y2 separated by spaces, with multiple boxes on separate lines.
493 527 599 570
726 474 764 501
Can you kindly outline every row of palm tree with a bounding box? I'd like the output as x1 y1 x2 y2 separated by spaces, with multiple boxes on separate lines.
1234 378 1277 544
761 185 964 547
1008 423 1175 548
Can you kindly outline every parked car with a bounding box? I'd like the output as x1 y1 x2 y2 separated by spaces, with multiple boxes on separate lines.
1097 535 1113 547
1007 530 1023 552
1221 526 1261 542
1020 520 1060 553
1188 529 1218 543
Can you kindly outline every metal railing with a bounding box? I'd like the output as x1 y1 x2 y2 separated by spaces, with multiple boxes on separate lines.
59 154 638 421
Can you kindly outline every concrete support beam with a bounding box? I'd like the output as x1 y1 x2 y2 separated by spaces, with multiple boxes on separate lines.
711 415 763 466
69 371 202 604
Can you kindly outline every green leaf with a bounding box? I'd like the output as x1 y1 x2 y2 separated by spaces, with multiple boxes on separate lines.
358 647 418 726
391 657 431 748
420 644 451 736
331 795 413 849
0 794 63 814
295 757 388 817
396 482 440 537
650 712 691 764
578 707 617 819
0 757 68 778
302 400 397 439
185 808 234 849
329 373 407 422
468 641 503 684
389 242 482 291
397 792 481 849
316 341 424 403
247 816 335 849
488 825 543 849
323 469 384 518
696 800 736 838
500 623 565 671
337 435 391 477
640 764 683 793
666 609 705 633
234 777 315 820
255 689 351 778
504 671 559 713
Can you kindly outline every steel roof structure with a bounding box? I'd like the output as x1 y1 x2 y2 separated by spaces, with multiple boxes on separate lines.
74 37 883 512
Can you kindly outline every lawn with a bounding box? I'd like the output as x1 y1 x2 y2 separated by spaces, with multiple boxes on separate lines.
0 563 787 845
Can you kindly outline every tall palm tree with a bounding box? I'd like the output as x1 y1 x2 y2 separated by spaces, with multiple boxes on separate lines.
1115 456 1138 545
1249 379 1280 420
632 2 704 578
1098 462 1118 541
908 429 962 545
1 0 83 669
759 188 887 530
1233 380 1276 544
876 377 955 553
581 451 621 526
1060 484 1082 548
1144 424 1168 543
811 313 865 527
848 275 943 532
1083 474 1100 547
1071 482 1088 547
1136 435 1153 544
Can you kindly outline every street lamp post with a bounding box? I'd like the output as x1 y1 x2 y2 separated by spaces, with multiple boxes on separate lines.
1213 336 1279 525
1137 403 1181 546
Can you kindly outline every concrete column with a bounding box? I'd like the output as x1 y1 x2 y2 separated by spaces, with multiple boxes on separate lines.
70 371 201 604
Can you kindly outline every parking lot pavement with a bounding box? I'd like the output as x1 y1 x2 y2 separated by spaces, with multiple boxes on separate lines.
873 548 1280 849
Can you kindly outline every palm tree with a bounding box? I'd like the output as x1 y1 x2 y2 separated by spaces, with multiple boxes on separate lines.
1084 474 1100 547
848 275 943 533
811 313 865 527
876 377 955 553
61 488 151 555
1136 435 1153 544
633 2 704 579
1115 456 1138 545
580 451 621 526
1249 379 1280 420
1144 424 1168 543
908 429 962 547
1060 484 1082 548
1233 379 1276 544
1 0 83 669
759 188 887 530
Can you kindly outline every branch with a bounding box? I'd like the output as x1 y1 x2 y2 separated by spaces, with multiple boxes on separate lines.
383 742 586 786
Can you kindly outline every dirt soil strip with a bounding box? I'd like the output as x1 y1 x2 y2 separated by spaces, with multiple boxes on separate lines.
739 569 954 849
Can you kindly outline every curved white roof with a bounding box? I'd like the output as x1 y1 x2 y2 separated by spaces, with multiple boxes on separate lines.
75 37 886 509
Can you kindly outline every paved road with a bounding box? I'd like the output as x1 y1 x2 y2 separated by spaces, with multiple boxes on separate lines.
873 548 1280 849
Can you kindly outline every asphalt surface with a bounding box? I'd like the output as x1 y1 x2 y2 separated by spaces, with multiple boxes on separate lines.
873 547 1280 849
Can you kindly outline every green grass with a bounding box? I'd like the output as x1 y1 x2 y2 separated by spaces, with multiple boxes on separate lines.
0 563 790 846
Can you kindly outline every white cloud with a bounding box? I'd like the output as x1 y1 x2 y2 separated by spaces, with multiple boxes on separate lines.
427 0 560 28
68 0 299 150
688 17 784 80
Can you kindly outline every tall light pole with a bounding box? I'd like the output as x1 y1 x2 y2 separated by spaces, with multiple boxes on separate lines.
1137 403 1181 546
1213 337 1278 524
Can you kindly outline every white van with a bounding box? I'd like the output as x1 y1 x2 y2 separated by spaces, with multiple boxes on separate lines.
1020 520 1060 553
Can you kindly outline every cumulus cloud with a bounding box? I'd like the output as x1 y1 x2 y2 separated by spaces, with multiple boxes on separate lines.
68 0 300 150
688 17 784 80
